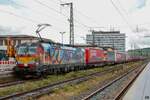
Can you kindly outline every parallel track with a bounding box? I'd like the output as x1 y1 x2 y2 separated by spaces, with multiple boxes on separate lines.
82 63 147 100
0 72 14 78
0 80 24 88
0 65 122 100
114 64 147 100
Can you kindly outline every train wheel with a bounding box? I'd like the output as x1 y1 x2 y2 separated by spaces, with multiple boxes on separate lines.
42 71 48 78
34 72 42 78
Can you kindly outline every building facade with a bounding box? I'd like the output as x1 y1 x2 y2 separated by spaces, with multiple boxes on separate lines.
86 31 125 53
0 35 53 51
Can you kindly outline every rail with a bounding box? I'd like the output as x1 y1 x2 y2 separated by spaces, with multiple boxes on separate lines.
0 65 120 100
82 63 147 100
114 63 147 100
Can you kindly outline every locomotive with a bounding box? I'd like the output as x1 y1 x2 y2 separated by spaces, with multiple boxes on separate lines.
14 41 135 77
15 42 85 77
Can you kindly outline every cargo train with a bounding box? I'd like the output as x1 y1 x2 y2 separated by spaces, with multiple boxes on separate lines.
14 41 142 77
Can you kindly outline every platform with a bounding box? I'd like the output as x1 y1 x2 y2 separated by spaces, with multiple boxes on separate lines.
123 62 150 100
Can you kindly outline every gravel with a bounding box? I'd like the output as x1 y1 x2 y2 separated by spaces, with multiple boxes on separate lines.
88 68 139 100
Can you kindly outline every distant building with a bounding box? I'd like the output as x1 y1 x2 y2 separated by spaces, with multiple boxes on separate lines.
0 35 54 51
86 31 125 53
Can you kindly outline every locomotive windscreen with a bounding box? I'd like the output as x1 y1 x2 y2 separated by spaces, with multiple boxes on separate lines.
28 47 36 54
17 46 37 55
18 46 27 55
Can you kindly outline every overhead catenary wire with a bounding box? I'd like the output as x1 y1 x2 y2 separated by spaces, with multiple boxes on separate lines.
59 3 102 29
109 0 134 31
117 0 129 16
74 7 102 27
33 0 91 32
0 8 64 32
116 0 136 29
9 0 90 34
8 0 68 24
8 0 138 32
35 0 91 29
33 0 68 17
0 9 40 24
108 0 150 31
48 0 61 5
9 0 137 31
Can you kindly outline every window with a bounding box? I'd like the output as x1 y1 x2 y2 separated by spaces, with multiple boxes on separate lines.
0 40 3 45
13 40 16 45
17 46 37 55
4 40 7 45
18 40 21 45
28 47 37 54
18 47 27 55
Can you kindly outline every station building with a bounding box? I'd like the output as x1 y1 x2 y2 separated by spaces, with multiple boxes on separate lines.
0 35 54 51
86 31 126 53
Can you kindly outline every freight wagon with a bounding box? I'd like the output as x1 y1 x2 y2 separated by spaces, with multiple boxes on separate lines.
115 52 126 63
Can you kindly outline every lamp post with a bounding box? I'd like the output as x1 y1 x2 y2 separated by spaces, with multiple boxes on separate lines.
60 32 66 46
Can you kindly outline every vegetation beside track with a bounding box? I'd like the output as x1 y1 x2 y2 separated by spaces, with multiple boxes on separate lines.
38 61 145 100
0 61 144 97
0 77 18 84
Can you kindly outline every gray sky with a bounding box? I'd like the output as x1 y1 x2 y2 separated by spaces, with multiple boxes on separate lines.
0 0 150 50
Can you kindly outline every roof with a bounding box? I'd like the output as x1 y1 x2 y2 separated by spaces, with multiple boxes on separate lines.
92 31 120 34
0 34 54 43
0 35 36 38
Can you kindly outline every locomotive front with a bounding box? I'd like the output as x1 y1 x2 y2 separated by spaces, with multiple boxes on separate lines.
14 43 40 76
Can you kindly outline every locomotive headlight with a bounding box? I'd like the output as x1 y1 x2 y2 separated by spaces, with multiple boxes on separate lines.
24 64 28 67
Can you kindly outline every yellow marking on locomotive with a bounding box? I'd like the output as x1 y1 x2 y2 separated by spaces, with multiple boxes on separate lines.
16 56 35 64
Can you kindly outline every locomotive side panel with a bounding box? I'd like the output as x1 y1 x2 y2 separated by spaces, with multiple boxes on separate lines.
41 43 85 65
85 48 106 65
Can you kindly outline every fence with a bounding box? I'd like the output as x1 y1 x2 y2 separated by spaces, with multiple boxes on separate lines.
0 60 16 75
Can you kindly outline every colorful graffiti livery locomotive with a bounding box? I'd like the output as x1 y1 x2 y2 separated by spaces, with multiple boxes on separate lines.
14 41 142 77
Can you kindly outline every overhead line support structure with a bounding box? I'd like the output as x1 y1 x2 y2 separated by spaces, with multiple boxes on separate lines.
61 2 74 45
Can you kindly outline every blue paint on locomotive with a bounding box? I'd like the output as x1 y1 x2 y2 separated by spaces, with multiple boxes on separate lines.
41 43 85 65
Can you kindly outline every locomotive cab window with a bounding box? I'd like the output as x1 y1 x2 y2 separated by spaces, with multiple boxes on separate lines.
28 47 37 54
17 46 37 55
17 46 27 55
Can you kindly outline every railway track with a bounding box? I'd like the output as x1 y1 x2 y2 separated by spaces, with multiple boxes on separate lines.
0 65 123 100
114 64 147 100
0 66 114 88
0 80 24 88
82 63 147 100
0 72 14 78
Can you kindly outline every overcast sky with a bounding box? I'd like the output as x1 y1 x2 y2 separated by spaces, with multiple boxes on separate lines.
0 0 150 50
